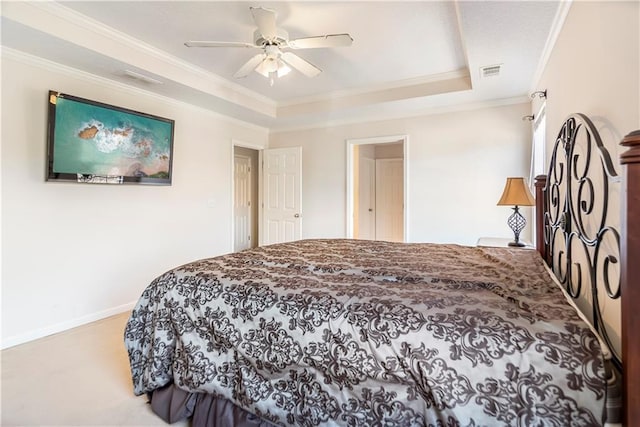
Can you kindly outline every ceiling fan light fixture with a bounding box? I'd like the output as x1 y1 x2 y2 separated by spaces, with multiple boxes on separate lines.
255 56 291 81
265 58 279 73
255 59 272 77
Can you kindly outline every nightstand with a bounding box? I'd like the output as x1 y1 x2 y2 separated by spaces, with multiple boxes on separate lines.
477 237 534 249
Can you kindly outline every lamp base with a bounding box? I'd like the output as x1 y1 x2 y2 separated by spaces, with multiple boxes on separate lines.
506 206 527 248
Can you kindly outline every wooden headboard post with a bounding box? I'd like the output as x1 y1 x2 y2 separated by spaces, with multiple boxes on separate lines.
620 130 640 427
534 174 547 261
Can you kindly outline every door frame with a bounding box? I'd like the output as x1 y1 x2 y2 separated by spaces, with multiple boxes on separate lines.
230 139 265 253
232 153 252 252
346 135 409 241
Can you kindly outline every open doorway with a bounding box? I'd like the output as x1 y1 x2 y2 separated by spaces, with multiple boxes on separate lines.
233 145 259 252
346 136 408 242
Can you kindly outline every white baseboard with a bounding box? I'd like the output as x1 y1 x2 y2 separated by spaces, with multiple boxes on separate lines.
1 302 136 350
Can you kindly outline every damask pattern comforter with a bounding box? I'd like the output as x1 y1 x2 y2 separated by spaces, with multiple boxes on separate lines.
125 239 606 426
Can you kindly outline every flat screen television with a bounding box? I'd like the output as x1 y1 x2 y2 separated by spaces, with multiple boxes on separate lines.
46 90 175 185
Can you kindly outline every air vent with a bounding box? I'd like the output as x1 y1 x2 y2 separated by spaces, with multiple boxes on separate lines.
122 70 163 85
480 64 502 78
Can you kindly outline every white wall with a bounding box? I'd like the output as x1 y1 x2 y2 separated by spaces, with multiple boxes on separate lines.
269 103 533 246
531 1 639 359
1 51 268 348
533 1 639 161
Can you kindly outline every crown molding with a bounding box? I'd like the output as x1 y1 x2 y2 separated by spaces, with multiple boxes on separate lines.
278 69 470 108
277 69 472 118
270 95 530 134
1 47 270 133
3 45 528 136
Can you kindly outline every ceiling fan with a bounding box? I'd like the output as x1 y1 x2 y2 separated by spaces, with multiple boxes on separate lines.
185 6 353 84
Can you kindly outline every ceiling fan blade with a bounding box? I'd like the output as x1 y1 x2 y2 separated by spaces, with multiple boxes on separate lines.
250 7 277 41
288 34 353 49
233 53 266 79
185 41 256 48
281 52 322 77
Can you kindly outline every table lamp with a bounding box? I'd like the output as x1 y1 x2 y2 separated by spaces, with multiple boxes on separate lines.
497 177 535 247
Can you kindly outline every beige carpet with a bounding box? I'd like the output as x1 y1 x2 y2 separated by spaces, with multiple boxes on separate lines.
1 312 188 426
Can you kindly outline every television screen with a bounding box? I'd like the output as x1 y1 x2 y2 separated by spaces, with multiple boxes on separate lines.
46 90 175 185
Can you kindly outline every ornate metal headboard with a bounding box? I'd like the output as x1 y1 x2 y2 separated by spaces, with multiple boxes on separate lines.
539 113 622 372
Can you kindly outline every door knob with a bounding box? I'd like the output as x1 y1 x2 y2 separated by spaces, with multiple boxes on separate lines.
294 213 300 218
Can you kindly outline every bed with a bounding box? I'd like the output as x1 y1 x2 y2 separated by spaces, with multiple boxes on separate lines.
125 114 640 426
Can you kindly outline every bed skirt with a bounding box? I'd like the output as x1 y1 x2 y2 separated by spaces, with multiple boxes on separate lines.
149 383 276 427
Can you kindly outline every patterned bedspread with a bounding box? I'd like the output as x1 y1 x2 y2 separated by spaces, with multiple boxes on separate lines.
125 239 606 426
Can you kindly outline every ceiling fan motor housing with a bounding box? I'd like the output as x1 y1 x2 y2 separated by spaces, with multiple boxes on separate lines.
253 28 289 47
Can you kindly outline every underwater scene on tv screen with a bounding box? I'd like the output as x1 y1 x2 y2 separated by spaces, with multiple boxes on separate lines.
53 96 173 179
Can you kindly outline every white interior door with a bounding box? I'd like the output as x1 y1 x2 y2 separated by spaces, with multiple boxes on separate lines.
375 158 404 242
263 147 302 245
233 154 252 251
358 157 376 240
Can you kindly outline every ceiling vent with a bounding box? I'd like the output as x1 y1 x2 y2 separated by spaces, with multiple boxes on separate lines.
122 70 163 85
480 64 502 78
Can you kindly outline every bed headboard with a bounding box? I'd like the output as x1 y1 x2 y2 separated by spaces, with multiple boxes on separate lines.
534 114 640 426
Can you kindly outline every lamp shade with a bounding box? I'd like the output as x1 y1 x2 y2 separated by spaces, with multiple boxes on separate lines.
497 177 535 206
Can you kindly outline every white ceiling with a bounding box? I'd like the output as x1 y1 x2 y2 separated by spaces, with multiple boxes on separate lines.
0 1 562 131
